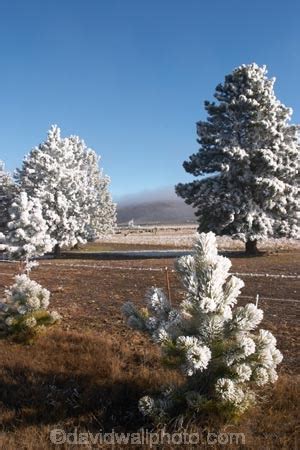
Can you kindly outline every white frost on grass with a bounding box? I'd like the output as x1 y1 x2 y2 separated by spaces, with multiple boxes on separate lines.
97 226 300 251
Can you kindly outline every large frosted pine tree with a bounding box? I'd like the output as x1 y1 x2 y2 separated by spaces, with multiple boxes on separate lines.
176 64 299 254
16 126 116 255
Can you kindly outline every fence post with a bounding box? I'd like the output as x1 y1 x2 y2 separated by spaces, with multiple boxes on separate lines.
255 294 259 307
165 267 172 305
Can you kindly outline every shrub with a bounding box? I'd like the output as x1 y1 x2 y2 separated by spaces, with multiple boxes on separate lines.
122 232 283 424
0 274 61 341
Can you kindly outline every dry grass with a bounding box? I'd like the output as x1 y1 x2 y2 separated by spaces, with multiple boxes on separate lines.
0 330 181 448
0 329 298 449
0 248 299 449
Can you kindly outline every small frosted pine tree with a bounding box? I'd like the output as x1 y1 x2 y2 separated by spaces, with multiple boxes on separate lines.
0 273 61 340
6 191 54 268
1 192 61 340
176 64 299 254
122 232 283 423
0 161 17 233
83 147 116 240
0 232 5 252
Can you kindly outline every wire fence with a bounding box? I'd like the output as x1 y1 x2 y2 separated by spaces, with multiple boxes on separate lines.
1 260 299 280
0 260 299 304
39 261 300 280
0 256 299 278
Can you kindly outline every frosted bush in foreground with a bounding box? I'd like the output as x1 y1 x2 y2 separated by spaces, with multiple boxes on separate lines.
122 232 282 423
0 274 61 340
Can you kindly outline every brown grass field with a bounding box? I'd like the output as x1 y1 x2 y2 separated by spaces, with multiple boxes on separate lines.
0 247 299 449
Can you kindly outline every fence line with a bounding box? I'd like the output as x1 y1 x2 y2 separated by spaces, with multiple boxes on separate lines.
173 289 300 304
1 264 298 304
45 263 166 272
0 260 299 279
232 272 299 279
41 262 300 279
239 295 300 304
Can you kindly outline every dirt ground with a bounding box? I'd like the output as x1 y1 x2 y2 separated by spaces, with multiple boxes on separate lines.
0 250 299 448
1 251 299 369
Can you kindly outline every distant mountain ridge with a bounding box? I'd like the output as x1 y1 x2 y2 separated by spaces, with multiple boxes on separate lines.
116 189 196 225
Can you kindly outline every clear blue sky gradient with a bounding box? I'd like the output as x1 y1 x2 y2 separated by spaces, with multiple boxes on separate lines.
0 0 299 198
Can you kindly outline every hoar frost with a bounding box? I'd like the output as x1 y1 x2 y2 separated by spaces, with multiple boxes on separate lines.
122 232 283 422
176 63 299 254
0 161 17 235
6 191 54 263
0 274 61 337
16 125 116 254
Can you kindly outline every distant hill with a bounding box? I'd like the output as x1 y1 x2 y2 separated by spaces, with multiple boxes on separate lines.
116 187 196 225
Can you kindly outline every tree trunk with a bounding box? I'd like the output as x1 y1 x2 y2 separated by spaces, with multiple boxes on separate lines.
54 244 61 258
245 239 258 255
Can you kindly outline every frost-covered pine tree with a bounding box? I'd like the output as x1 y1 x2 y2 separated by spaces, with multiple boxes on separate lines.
0 161 17 233
0 232 6 252
92 173 116 236
176 64 299 254
16 126 116 255
82 148 116 240
1 190 61 339
122 232 283 423
6 191 54 267
0 273 61 340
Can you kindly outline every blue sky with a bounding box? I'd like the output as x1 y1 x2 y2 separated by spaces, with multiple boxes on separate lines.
0 0 299 198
